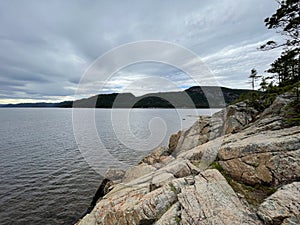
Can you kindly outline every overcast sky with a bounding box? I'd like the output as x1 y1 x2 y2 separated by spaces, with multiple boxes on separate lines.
0 0 282 103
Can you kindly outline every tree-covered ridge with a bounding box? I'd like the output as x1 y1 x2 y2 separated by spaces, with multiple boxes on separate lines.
1 86 251 109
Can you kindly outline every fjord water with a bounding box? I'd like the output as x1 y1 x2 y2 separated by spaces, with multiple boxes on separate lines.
0 108 218 225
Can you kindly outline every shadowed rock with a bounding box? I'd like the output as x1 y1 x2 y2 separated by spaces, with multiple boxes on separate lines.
258 182 300 224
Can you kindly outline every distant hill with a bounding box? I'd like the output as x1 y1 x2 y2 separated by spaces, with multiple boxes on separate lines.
0 101 73 108
1 86 251 108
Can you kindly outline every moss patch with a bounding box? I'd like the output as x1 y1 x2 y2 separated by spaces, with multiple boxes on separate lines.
169 182 179 195
175 215 181 224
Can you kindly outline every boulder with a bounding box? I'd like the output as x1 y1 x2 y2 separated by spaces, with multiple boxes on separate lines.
159 159 192 178
151 172 175 189
127 159 199 190
141 146 174 168
257 182 300 224
216 93 299 187
122 163 157 183
105 168 125 182
253 92 297 132
178 136 223 171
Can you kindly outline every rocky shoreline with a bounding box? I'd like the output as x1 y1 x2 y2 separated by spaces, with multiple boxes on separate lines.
76 92 299 225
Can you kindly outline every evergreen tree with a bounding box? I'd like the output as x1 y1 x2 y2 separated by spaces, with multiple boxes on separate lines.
259 77 268 92
248 68 261 90
260 0 300 84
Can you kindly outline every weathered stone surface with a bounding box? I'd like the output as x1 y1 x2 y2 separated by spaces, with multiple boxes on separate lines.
178 169 260 224
159 159 192 178
93 183 178 225
149 158 200 189
105 168 125 182
141 146 171 165
154 202 181 225
252 92 297 133
122 163 157 183
173 116 212 156
218 126 300 186
217 102 258 134
258 182 300 225
173 102 257 157
76 212 96 225
151 172 175 189
168 130 181 154
260 92 294 120
178 136 223 171
177 144 205 162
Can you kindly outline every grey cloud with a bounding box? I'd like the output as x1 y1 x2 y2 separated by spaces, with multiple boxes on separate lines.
0 0 280 103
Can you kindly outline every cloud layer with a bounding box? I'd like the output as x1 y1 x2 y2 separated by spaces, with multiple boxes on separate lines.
0 0 281 103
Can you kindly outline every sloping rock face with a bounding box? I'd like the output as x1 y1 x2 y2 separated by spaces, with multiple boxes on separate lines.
260 92 295 120
218 93 300 186
76 92 300 225
173 102 258 156
258 182 300 224
219 102 258 134
178 169 260 225
78 170 260 225
94 183 178 225
173 116 212 156
122 163 157 183
218 126 300 186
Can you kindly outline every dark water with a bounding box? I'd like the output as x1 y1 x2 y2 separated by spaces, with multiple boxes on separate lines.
0 108 218 225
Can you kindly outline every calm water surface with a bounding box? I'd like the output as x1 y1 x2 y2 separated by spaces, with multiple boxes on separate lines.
0 108 219 225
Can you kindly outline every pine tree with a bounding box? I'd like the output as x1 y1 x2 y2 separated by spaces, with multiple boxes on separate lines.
260 0 300 84
248 69 261 90
259 77 268 92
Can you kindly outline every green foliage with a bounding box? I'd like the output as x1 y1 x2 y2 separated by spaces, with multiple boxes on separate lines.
210 162 234 185
264 0 299 45
260 0 300 86
259 77 268 92
236 79 300 114
285 87 300 125
169 183 178 194
234 91 265 112
248 68 261 90
175 216 181 224
267 49 300 84
210 162 224 172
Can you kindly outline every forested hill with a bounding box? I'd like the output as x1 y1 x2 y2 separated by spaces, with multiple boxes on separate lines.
1 86 251 108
